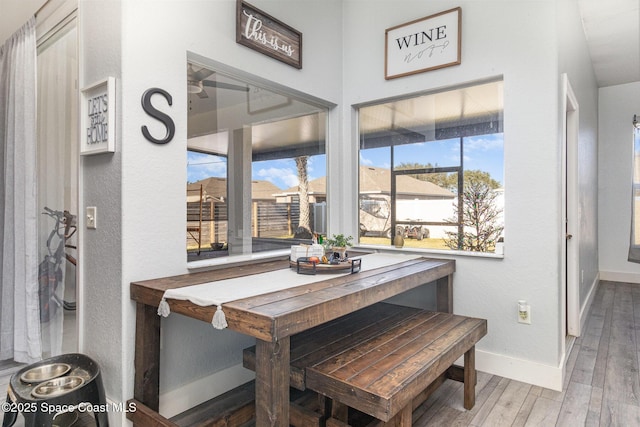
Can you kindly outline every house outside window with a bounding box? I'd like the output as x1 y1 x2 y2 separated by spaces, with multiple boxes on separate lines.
357 78 504 253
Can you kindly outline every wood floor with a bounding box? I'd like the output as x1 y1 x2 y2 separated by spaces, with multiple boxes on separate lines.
1 280 638 426
410 280 640 426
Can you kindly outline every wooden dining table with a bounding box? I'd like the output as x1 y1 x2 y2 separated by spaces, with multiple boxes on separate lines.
128 253 455 426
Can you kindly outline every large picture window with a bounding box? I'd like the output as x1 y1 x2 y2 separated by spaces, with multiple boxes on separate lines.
358 79 504 253
187 62 328 261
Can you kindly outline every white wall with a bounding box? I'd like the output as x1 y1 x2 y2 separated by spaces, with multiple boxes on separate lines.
342 0 570 389
599 81 640 283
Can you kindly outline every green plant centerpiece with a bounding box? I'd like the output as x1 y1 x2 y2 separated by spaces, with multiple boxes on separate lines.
325 234 353 261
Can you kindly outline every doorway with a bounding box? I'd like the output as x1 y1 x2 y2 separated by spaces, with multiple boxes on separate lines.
561 74 580 351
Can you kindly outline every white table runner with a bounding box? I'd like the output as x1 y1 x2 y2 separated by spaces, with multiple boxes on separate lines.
157 253 421 329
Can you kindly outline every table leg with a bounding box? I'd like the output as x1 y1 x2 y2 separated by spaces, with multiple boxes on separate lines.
134 302 161 412
436 274 453 313
255 336 290 427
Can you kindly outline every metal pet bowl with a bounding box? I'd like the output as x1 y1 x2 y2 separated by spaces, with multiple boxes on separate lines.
31 376 85 399
52 410 79 427
20 363 71 384
5 354 108 427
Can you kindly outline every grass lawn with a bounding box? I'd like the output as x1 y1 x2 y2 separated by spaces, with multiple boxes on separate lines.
188 237 451 252
359 237 450 250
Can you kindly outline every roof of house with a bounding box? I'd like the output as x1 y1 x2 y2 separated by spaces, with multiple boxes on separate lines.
187 166 455 201
360 166 456 198
279 166 455 199
187 177 283 201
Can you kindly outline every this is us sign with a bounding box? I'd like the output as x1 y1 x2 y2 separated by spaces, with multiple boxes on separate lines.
236 0 302 69
385 7 461 80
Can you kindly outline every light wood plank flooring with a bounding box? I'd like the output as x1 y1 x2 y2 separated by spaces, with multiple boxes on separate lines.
1 280 638 426
411 280 640 426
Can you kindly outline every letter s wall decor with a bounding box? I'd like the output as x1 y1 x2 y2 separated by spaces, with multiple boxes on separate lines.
141 88 176 144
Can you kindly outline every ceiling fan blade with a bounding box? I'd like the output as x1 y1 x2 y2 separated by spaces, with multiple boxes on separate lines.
202 80 249 92
197 89 209 99
193 67 215 82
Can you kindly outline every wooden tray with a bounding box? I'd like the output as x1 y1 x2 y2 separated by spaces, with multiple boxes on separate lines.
290 258 362 275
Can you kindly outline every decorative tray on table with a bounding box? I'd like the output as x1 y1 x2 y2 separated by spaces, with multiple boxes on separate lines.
290 257 362 275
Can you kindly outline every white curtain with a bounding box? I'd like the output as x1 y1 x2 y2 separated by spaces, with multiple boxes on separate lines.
0 17 42 363
37 20 78 358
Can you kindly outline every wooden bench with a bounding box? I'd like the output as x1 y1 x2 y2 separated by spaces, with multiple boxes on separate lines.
244 302 487 426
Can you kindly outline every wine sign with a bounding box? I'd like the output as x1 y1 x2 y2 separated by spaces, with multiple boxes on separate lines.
81 77 116 155
385 7 461 80
236 0 302 69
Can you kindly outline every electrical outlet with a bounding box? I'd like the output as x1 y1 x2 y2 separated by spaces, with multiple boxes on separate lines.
518 300 531 324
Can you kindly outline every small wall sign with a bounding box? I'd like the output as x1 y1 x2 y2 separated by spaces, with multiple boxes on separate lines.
385 7 461 80
81 77 116 155
236 0 302 69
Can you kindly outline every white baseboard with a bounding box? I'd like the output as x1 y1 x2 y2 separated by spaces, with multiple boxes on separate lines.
599 270 640 284
159 363 255 418
469 349 563 392
579 274 600 335
470 274 599 393
108 364 256 426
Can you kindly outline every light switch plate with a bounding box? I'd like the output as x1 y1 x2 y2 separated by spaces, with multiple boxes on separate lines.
86 206 97 229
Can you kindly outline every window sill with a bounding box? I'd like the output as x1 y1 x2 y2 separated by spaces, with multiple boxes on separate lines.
355 244 504 260
187 249 291 271
187 245 504 271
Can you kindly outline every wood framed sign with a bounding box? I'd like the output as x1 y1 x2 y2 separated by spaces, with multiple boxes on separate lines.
236 0 302 69
81 77 116 155
385 7 461 80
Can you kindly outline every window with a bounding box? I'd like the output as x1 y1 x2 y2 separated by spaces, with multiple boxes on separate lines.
357 79 504 253
187 62 328 261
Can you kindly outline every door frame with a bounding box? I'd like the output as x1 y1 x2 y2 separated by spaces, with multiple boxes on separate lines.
561 74 580 343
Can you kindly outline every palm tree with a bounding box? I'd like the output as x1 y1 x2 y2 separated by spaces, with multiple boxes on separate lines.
295 156 310 233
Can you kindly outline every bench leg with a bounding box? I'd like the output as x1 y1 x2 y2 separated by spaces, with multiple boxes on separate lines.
463 345 476 410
